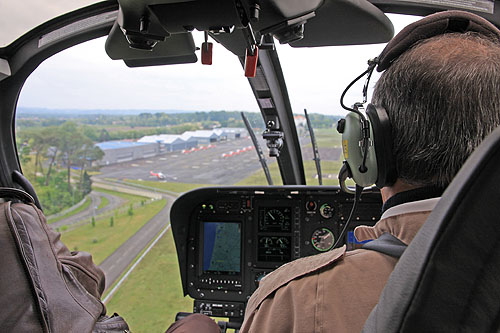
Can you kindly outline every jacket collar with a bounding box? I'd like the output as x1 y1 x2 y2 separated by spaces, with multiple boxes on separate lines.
355 197 440 245
381 186 444 214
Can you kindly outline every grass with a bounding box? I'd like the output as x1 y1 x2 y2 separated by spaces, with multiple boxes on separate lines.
60 198 166 265
236 161 283 186
123 179 213 193
235 160 344 186
48 196 92 224
105 228 193 332
312 128 342 148
96 194 109 210
93 186 149 204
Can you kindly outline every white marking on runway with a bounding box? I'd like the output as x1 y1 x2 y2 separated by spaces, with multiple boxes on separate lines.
131 164 139 167
160 158 167 161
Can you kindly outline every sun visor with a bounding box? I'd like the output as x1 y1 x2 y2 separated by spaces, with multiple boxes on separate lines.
291 0 394 47
105 21 197 67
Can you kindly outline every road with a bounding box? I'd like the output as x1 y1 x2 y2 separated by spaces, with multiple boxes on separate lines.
51 190 126 229
99 190 177 290
47 178 174 291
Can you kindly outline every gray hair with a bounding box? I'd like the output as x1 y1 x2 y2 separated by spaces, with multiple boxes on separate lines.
372 32 500 188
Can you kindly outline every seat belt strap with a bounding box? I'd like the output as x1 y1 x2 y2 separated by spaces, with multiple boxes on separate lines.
362 233 407 258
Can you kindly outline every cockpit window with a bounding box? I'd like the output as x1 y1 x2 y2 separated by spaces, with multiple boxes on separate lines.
16 34 271 215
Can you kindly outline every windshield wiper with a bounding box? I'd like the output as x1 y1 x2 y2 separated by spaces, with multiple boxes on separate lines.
304 108 322 185
241 112 273 185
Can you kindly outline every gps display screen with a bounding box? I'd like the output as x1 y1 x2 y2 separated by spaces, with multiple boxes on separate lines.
202 222 241 275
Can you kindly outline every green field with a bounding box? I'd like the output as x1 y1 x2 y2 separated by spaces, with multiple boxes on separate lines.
105 228 193 332
93 186 150 204
96 194 109 210
123 179 212 193
61 198 166 265
235 159 343 186
312 128 342 148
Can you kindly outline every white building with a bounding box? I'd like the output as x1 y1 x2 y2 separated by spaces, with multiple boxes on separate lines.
138 134 197 152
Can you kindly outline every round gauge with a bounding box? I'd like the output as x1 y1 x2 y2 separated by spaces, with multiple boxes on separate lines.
306 200 317 211
259 237 273 248
264 209 285 225
276 237 290 249
319 203 335 219
311 228 335 252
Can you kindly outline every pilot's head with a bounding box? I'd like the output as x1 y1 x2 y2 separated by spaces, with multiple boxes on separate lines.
372 13 500 189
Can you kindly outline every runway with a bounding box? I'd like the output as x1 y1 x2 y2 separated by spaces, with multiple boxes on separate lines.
98 137 264 184
97 137 342 185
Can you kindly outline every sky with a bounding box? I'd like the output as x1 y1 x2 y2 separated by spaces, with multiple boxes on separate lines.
16 13 421 116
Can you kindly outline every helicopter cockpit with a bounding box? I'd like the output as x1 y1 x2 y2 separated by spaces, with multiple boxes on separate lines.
2 0 500 332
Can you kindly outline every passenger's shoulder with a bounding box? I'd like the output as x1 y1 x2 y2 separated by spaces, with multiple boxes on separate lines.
246 246 346 314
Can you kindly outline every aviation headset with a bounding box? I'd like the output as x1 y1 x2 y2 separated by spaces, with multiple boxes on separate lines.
338 10 500 189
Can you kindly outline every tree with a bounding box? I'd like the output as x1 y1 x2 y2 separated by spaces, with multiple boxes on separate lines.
57 122 87 193
81 171 92 195
75 143 103 191
43 126 62 186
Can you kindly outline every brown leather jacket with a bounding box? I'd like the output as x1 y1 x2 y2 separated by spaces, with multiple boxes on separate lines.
0 192 108 332
240 198 439 333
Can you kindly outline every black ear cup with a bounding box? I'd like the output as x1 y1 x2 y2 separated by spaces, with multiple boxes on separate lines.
365 104 397 187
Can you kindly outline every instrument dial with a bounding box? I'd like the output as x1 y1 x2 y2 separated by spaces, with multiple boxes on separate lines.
306 200 317 211
319 203 335 219
264 208 285 225
311 228 335 252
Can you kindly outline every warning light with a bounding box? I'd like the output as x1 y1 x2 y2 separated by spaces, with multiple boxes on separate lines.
306 200 317 211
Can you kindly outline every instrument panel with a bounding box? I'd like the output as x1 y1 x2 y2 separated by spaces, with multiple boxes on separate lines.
170 186 382 319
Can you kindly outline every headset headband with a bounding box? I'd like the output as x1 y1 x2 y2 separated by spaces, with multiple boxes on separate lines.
377 10 500 72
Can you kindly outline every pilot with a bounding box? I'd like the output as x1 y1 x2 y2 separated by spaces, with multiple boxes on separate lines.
165 10 500 333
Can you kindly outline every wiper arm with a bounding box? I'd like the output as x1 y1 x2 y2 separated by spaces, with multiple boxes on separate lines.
241 112 273 185
304 108 322 185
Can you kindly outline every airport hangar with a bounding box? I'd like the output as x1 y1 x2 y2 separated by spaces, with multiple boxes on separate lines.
96 128 247 165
